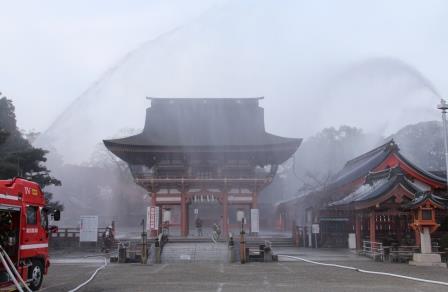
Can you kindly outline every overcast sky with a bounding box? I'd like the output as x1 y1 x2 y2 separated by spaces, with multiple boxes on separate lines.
2 0 448 163
0 0 218 131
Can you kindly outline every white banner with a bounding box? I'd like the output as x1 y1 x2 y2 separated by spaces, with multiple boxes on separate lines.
80 215 98 242
147 206 160 231
251 209 259 233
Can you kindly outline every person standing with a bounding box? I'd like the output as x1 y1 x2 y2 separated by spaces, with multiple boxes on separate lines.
195 217 203 236
212 222 221 241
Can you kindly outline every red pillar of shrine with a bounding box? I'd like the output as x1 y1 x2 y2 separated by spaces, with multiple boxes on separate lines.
151 192 157 206
355 213 362 250
251 192 258 236
279 213 285 231
395 215 403 242
251 192 258 209
222 193 229 238
415 229 421 247
150 192 158 237
180 193 188 237
369 211 376 242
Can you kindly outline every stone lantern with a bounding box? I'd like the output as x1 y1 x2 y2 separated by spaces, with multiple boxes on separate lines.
407 192 447 267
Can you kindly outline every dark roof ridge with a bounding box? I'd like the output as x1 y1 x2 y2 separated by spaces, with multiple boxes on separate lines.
326 140 397 189
329 173 418 207
398 174 425 194
146 97 264 101
366 166 405 183
403 191 448 209
344 139 397 167
365 168 391 184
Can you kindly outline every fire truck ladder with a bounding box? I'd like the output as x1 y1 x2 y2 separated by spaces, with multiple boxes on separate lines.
0 245 32 292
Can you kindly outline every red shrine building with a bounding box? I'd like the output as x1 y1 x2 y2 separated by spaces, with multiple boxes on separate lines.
276 140 448 249
104 98 301 237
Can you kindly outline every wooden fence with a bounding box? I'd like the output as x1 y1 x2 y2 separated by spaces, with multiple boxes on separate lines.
50 227 108 249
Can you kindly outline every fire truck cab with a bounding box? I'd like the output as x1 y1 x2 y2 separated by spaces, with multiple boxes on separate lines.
0 178 60 291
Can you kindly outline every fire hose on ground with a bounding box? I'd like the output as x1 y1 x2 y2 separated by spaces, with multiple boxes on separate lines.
278 254 448 287
67 256 108 292
0 245 32 292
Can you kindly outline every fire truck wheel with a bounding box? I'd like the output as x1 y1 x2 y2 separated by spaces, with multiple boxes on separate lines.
28 260 44 291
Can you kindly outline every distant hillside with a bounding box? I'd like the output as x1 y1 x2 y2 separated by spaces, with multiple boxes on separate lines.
389 120 445 171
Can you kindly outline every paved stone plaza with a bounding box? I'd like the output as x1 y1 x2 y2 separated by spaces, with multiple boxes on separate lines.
41 248 448 292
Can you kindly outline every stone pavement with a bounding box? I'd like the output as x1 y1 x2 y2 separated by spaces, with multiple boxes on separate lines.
276 247 372 262
41 248 448 292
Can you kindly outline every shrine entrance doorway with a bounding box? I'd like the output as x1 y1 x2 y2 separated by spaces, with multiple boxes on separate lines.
189 196 223 237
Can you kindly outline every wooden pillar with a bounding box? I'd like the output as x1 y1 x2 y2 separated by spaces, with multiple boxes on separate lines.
355 213 362 250
150 192 157 237
151 192 157 207
293 221 300 247
251 192 258 236
223 193 229 238
415 229 421 247
181 193 188 237
369 211 376 242
280 213 285 231
185 204 189 237
395 215 402 242
251 191 257 209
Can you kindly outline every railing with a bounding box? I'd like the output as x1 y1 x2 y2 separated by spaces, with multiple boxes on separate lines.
134 175 272 181
383 245 441 263
51 227 108 239
362 241 384 261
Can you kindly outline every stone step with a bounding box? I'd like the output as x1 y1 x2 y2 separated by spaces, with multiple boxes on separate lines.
243 237 295 248
161 242 228 263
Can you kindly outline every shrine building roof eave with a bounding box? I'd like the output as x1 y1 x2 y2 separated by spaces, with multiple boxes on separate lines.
147 97 264 101
106 97 301 148
104 138 301 167
103 97 301 166
103 138 302 153
328 174 420 209
402 192 448 209
325 140 397 190
324 139 446 191
394 151 446 185
103 134 302 149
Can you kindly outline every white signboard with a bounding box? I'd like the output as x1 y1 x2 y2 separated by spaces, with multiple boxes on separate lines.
348 233 356 249
163 209 171 222
250 209 259 233
147 206 160 231
236 210 245 222
194 208 199 215
80 215 98 242
312 223 320 234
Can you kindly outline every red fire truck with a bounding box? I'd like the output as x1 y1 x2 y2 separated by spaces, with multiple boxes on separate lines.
0 177 60 291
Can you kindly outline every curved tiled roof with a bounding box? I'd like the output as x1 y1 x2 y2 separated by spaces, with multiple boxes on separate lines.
103 98 302 167
394 151 446 184
326 139 446 190
402 192 448 209
329 173 421 207
326 140 397 189
104 98 301 147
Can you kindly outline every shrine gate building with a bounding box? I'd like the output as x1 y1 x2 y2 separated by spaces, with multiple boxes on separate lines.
104 98 301 237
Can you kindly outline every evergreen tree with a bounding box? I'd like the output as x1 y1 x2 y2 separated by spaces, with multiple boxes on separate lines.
0 96 62 210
